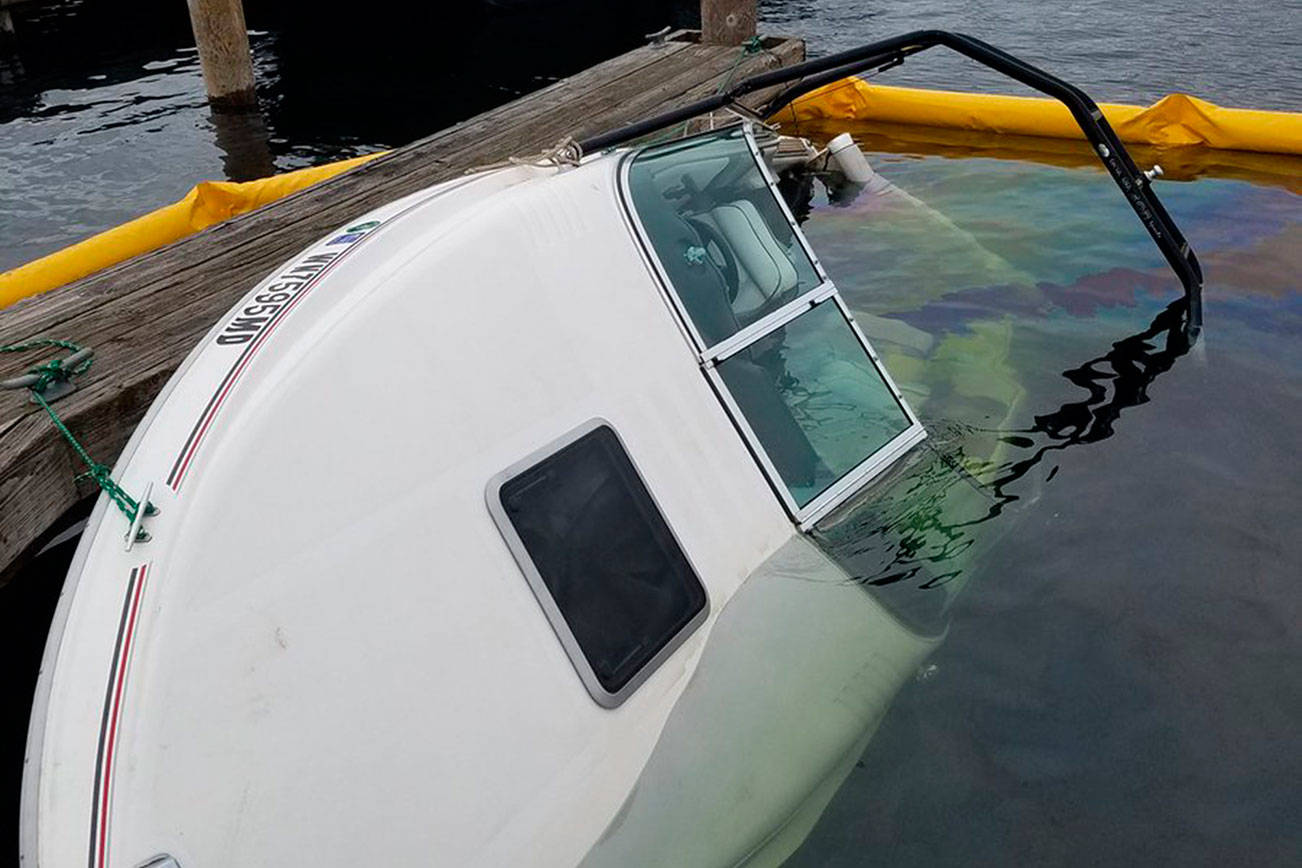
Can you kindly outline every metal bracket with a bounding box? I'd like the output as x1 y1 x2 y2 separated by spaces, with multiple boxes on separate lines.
722 100 769 126
135 856 180 868
645 26 672 48
124 481 160 551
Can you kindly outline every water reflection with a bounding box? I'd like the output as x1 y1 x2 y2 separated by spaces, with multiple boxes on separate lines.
209 107 275 181
783 158 1300 862
814 293 1198 633
990 295 1196 498
777 145 1207 634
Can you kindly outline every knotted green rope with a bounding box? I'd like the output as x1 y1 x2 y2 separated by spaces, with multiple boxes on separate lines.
1 339 145 523
0 338 92 389
718 36 767 95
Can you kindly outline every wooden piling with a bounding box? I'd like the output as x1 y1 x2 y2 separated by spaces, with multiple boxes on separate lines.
0 0 17 39
0 30 804 583
185 0 257 111
701 0 757 46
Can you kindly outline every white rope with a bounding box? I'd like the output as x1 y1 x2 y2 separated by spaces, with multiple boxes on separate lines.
464 136 584 175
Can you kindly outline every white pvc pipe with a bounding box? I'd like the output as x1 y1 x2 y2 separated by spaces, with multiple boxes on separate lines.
827 132 875 183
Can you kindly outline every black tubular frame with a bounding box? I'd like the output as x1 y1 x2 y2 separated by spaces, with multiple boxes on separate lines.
580 31 1202 331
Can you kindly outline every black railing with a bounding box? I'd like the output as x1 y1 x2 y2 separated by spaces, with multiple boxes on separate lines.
580 31 1203 332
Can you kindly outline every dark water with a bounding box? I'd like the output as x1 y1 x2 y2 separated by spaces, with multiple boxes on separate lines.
2 1 1297 270
784 153 1301 865
762 0 1302 110
0 0 696 269
0 521 82 860
2 0 1300 863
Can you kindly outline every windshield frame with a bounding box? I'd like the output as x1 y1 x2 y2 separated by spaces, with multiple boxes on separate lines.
618 122 926 528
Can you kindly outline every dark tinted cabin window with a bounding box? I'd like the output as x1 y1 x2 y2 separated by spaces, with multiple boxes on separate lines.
497 425 707 698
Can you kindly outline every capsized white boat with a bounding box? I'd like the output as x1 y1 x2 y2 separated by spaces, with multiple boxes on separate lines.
22 32 1202 868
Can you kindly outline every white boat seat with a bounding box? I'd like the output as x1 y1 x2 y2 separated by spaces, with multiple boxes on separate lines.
703 199 801 314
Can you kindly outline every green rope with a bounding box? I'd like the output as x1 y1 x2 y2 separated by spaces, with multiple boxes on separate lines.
718 36 766 95
651 36 771 146
1 339 144 523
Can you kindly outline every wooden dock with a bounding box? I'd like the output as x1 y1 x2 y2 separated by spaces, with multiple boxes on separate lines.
0 30 804 583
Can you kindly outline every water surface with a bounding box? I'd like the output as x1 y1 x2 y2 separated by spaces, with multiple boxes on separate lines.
761 0 1302 109
2 1 1299 863
783 149 1300 865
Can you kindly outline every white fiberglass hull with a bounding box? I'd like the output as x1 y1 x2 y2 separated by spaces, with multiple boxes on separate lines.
24 145 936 867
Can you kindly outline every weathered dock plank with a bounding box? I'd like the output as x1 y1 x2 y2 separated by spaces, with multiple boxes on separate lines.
0 31 804 582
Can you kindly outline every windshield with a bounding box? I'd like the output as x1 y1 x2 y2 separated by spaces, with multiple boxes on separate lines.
623 126 926 524
625 126 822 348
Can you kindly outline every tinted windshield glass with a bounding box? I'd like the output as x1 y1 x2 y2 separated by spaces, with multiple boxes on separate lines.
717 301 914 507
626 127 821 347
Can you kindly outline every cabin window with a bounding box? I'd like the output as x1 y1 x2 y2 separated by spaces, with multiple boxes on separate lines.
488 422 708 708
622 124 926 526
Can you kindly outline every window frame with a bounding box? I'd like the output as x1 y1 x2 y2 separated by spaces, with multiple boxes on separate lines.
618 123 926 529
486 418 710 709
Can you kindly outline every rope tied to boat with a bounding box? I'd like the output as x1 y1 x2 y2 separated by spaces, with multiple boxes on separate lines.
649 36 772 146
0 337 91 392
1 338 151 524
464 136 584 175
724 36 767 90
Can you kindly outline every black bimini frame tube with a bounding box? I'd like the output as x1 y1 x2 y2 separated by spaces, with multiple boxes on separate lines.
580 31 1202 332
